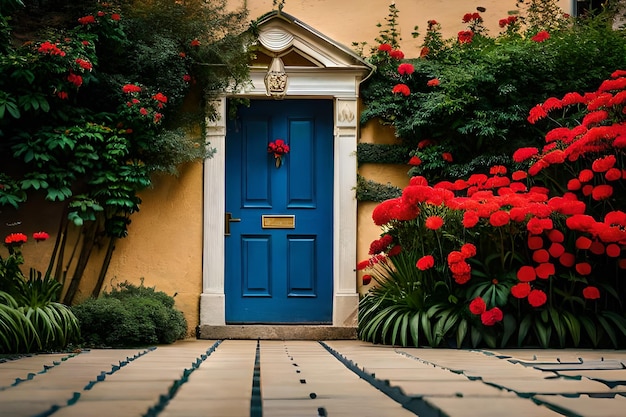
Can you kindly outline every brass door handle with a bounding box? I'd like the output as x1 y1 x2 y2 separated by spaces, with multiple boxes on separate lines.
225 212 241 236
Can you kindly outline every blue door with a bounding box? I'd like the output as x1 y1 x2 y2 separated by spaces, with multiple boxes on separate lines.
225 99 333 323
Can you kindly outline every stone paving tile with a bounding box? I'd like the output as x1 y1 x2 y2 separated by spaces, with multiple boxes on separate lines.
424 396 564 417
160 340 256 417
260 340 417 416
535 394 626 417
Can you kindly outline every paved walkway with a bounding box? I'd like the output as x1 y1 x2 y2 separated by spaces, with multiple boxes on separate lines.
1 340 626 417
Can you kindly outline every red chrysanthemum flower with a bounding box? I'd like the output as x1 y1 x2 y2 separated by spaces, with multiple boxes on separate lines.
548 243 565 258
575 236 592 250
559 252 576 267
532 249 550 264
517 265 536 282
4 233 27 246
589 241 605 255
392 84 411 96
469 297 486 315
575 262 592 276
528 289 547 307
458 30 474 44
582 286 600 300
427 78 440 87
33 231 49 242
528 236 544 250
122 84 142 94
531 30 550 42
606 244 621 258
511 282 532 299
528 105 548 124
535 262 555 279
398 63 415 75
390 49 405 59
605 168 622 182
416 255 435 270
591 155 616 173
591 184 613 201
462 211 480 228
489 211 510 227
425 216 444 230
408 156 422 166
460 243 477 258
481 307 503 326
512 147 539 162
578 169 594 183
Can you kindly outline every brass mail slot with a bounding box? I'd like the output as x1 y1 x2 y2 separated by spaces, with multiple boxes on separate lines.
262 215 295 229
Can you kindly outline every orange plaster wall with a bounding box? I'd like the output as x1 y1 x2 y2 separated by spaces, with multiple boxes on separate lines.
2 0 575 333
240 0 573 58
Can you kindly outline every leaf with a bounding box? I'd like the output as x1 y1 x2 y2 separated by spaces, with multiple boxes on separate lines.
406 311 422 347
456 318 468 348
501 314 516 347
561 310 581 347
518 314 533 347
548 307 566 348
470 325 482 348
579 315 598 348
534 318 551 348
597 315 617 348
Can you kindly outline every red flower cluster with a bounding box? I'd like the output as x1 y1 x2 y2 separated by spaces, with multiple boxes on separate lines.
531 31 551 43
462 13 482 23
38 41 66 56
78 15 96 25
122 84 142 94
267 139 290 157
499 15 518 28
458 30 474 44
392 84 411 96
398 63 414 76
469 297 503 326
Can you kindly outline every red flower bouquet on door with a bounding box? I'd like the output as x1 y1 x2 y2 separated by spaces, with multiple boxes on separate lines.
268 138 290 167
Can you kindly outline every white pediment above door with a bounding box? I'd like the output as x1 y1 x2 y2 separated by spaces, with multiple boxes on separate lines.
242 10 373 98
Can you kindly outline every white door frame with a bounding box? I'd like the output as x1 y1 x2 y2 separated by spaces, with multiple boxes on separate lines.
199 11 372 328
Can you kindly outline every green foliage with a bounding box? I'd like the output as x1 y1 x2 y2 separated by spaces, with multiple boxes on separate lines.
0 240 80 353
72 281 187 347
0 0 253 302
355 175 402 202
357 143 410 164
360 4 626 181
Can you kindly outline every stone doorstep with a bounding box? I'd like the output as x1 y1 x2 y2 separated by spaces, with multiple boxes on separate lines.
197 325 357 340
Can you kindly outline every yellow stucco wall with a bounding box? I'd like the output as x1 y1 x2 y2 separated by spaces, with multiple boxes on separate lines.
1 0 574 333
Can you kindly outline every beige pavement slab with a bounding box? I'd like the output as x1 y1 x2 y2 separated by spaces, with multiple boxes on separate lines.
535 394 626 417
424 396 565 417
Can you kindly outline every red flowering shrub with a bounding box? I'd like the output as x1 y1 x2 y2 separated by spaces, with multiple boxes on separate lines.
360 33 626 347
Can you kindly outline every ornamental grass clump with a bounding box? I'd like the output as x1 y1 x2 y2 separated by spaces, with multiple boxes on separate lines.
0 232 80 353
359 71 626 349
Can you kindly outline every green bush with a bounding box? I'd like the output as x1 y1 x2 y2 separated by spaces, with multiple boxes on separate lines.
72 281 187 347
